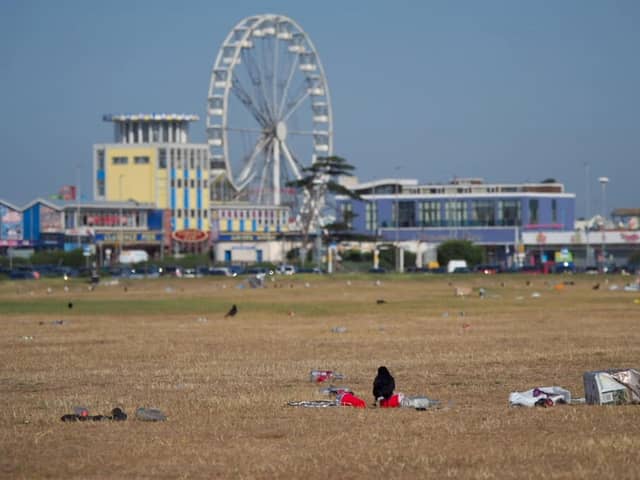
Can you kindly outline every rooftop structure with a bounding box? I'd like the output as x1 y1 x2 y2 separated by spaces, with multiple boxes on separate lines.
103 113 199 145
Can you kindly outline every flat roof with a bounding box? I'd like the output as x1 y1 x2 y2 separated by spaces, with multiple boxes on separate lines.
103 113 199 122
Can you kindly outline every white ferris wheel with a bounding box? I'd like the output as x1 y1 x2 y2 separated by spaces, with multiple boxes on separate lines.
207 14 333 207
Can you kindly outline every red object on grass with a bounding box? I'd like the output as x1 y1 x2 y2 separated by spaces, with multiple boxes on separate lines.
338 392 367 408
379 394 402 408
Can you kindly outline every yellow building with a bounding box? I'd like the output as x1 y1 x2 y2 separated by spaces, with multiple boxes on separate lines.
93 114 210 235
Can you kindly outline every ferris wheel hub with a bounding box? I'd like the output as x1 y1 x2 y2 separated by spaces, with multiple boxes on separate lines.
275 121 287 141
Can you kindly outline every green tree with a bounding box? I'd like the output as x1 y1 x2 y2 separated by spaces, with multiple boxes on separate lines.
437 240 483 267
286 155 361 265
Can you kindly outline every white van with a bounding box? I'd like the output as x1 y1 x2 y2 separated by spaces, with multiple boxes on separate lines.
446 259 468 273
278 264 296 275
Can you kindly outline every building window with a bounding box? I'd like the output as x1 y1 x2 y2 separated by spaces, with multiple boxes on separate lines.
190 179 195 188
551 199 558 223
365 202 377 231
341 203 353 228
190 151 194 169
112 156 128 165
529 199 539 224
97 179 105 197
445 200 467 226
158 149 167 169
398 201 416 228
134 156 149 165
497 200 521 226
177 209 182 218
419 201 440 227
190 209 195 218
97 149 105 170
471 200 495 226
177 179 182 188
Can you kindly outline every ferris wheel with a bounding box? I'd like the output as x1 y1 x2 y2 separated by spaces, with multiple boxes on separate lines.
207 14 333 206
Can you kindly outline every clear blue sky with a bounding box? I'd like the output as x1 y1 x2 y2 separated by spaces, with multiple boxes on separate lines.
1 0 638 217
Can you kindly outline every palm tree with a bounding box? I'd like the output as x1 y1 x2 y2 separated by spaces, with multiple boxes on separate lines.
287 156 361 265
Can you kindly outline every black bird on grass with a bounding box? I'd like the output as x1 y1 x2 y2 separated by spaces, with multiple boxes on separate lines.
67 302 73 309
373 366 395 404
224 304 238 318
376 299 387 304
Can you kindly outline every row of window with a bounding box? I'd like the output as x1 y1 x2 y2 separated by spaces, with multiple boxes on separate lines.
215 209 288 222
170 178 209 189
174 209 208 220
355 199 558 230
112 156 150 165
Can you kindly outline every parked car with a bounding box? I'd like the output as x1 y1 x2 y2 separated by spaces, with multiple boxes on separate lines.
368 267 387 274
474 264 502 275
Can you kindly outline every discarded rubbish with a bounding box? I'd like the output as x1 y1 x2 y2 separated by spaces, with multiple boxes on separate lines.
331 326 347 333
287 400 337 408
319 386 353 395
196 317 208 324
583 369 640 405
478 288 486 298
624 284 640 292
309 370 344 383
61 407 127 422
608 284 620 291
135 407 167 421
378 393 442 410
509 386 572 407
336 391 366 408
20 336 34 341
531 292 541 298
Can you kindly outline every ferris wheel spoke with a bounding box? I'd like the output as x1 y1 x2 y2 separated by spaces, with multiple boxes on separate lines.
226 126 265 134
236 135 269 187
231 76 269 128
281 140 303 180
272 35 280 119
287 130 315 136
256 143 272 204
243 46 273 122
282 90 310 123
277 51 300 119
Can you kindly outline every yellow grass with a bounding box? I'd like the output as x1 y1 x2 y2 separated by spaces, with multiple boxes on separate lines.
1 274 639 479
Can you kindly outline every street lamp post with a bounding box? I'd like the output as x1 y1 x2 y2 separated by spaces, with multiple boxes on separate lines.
598 176 609 270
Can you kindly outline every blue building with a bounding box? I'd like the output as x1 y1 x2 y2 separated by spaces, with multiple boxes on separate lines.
335 177 576 266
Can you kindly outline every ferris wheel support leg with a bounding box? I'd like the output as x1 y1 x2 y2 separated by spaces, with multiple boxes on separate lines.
273 139 281 205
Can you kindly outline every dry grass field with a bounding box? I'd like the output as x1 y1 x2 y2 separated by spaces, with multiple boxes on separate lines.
1 273 639 479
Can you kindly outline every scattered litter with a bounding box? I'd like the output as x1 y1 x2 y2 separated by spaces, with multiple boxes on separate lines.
336 391 366 408
288 310 295 317
20 336 34 341
331 326 347 333
515 296 524 301
63 285 69 292
509 386 572 407
624 284 640 292
287 400 337 408
46 287 53 294
164 287 175 293
609 284 620 291
462 323 471 332
196 317 208 324
378 393 443 410
584 369 640 405
346 280 352 286
135 407 167 421
634 299 640 304
304 282 311 288
478 288 486 298
310 369 344 383
247 277 263 288
531 292 541 298
554 284 565 291
105 279 120 286
375 280 382 287
442 312 449 318
61 407 127 422
320 386 353 395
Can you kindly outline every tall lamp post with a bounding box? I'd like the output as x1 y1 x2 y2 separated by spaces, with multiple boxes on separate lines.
598 176 609 270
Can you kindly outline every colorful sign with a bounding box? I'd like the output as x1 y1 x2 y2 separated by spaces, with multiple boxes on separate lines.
1 205 22 240
172 229 209 243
